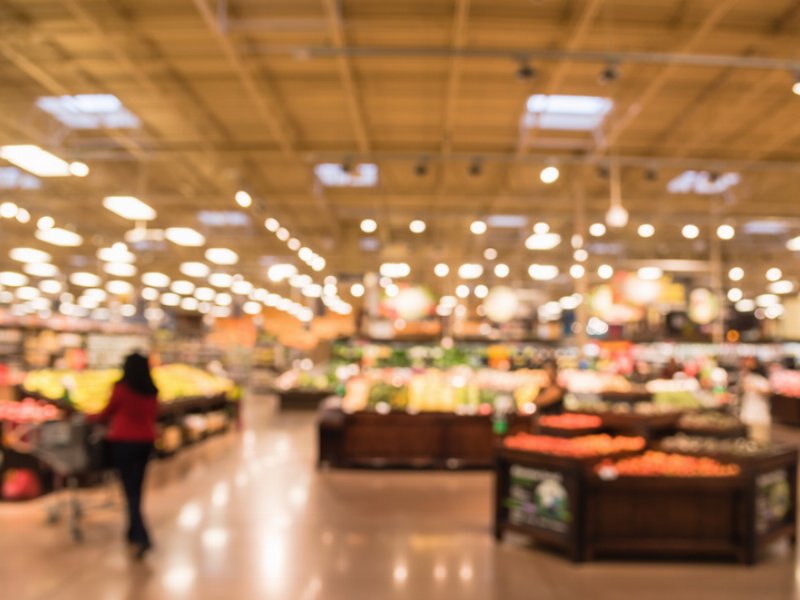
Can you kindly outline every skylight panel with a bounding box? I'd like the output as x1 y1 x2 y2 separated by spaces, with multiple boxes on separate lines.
0 167 40 190
36 94 140 130
314 163 378 187
667 170 740 195
524 94 613 131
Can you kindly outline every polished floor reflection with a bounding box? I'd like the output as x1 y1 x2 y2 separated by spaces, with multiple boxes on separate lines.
1 401 797 599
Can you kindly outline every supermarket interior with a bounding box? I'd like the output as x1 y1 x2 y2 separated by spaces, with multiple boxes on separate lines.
2 1 800 598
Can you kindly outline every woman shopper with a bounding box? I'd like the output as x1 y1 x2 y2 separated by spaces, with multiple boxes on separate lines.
89 352 158 559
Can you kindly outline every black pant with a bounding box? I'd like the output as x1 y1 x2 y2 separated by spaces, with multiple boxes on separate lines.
108 441 153 547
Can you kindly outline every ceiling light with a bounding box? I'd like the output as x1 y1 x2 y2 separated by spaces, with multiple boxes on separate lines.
766 268 782 282
179 262 210 278
141 287 159 301
598 264 614 279
569 264 585 279
10 247 51 263
765 304 785 319
315 163 378 187
589 223 606 237
235 190 252 208
289 274 312 289
16 286 39 301
528 264 559 281
769 280 794 295
385 283 400 298
605 205 628 228
120 304 136 317
141 272 170 288
302 284 322 298
34 217 54 232
160 293 181 307
682 224 700 239
298 247 313 262
668 171 740 195
793 78 800 96
194 287 215 301
165 227 206 247
573 249 588 262
0 145 75 177
70 272 101 287
481 248 497 261
16 208 30 223
231 280 253 295
756 293 780 307
560 294 583 310
310 256 326 272
540 165 559 184
360 218 377 233
205 248 238 265
434 263 450 277
78 295 100 309
0 201 18 219
524 94 613 131
409 220 426 234
516 61 536 80
97 245 135 263
69 162 89 177
637 267 663 281
454 285 469 299
350 283 365 297
208 273 233 288
474 284 489 299
36 94 139 129
525 232 561 250
494 263 509 278
287 238 301 252
276 227 290 241
106 280 133 295
242 300 261 315
267 264 297 282
171 280 196 295
35 227 83 247
38 279 62 295
637 223 655 238
717 224 735 240
265 218 280 232
729 267 744 281
458 263 483 279
735 299 756 312
727 288 743 302
380 263 411 278
571 234 584 249
181 297 200 312
104 262 136 277
470 220 487 235
102 196 156 221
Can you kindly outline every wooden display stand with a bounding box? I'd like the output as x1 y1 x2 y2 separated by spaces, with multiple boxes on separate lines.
276 389 333 411
771 394 800 426
581 411 681 441
318 410 529 469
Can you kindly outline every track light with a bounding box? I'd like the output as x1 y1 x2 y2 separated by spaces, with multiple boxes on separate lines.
468 158 482 177
414 157 429 177
644 168 658 181
793 73 800 96
596 164 610 179
516 61 536 81
598 63 619 84
340 157 353 174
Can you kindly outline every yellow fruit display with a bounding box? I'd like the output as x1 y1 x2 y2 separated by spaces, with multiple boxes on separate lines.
22 365 235 413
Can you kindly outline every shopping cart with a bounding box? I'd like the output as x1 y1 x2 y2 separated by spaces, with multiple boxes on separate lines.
10 415 118 541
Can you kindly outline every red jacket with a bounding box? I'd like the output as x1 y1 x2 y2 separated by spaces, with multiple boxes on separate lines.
89 382 158 442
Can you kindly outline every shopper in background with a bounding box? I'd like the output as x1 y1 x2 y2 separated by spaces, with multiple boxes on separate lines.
737 357 771 443
534 359 565 415
88 352 158 559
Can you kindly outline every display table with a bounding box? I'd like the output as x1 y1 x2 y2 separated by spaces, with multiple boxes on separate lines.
275 388 333 411
493 444 797 564
771 394 800 426
318 409 529 469
575 411 681 441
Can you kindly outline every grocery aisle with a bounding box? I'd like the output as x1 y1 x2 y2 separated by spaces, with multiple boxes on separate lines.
0 397 796 600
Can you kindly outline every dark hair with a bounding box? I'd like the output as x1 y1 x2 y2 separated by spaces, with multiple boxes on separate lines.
120 352 159 396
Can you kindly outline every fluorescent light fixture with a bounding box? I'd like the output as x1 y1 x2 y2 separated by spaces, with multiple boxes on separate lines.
38 279 62 295
525 232 561 250
205 248 238 265
289 274 312 288
769 280 794 295
288 238 301 252
637 267 663 281
528 264 559 281
637 224 655 238
0 145 76 177
141 287 159 301
171 280 196 295
160 293 181 307
605 205 629 228
455 284 470 299
166 227 206 247
180 262 210 278
194 287 216 301
36 94 139 129
524 94 613 131
569 264 585 278
667 171 740 195
756 294 780 307
767 267 783 282
743 220 788 236
215 293 233 307
540 166 559 184
103 196 157 221
470 220 487 235
0 201 18 218
494 263 509 278
208 273 233 288
360 219 377 233
242 301 261 315
458 263 483 279
380 263 411 278
268 264 297 282
727 288 743 302
235 190 252 208
97 245 135 263
434 263 450 277
231 280 253 296
70 272 101 287
598 264 614 279
735 299 755 312
302 284 323 298
315 163 378 187
10 247 51 263
589 223 606 237
103 262 137 277
682 224 700 239
310 256 326 272
197 210 249 227
35 227 83 247
181 297 199 311
141 272 171 288
409 220 426 233
474 285 489 299
486 215 527 228
0 166 40 190
276 227 290 242
264 218 280 232
16 286 39 301
84 288 107 302
729 267 744 281
106 280 133 295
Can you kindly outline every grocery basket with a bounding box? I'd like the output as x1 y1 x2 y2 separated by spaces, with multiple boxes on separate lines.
24 415 118 541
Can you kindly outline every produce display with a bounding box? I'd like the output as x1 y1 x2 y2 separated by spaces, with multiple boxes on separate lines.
0 398 61 423
342 367 548 414
503 433 645 458
538 414 603 430
566 397 692 416
559 369 635 395
678 412 743 431
595 451 741 477
660 434 772 458
21 364 235 413
273 367 335 392
770 369 800 398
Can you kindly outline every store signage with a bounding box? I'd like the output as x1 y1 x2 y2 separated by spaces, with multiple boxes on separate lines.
505 465 571 533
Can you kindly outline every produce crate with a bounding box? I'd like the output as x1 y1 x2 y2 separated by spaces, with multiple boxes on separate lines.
583 447 797 564
318 410 529 469
276 389 333 411
578 411 681 441
771 394 800 426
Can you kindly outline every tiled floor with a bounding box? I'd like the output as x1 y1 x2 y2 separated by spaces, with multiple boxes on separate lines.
1 400 798 599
